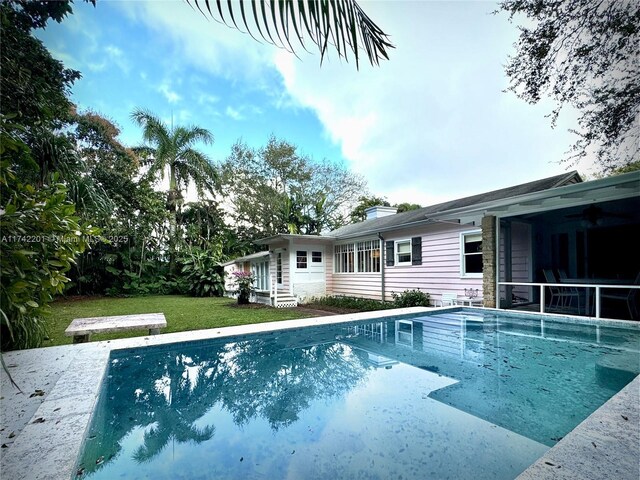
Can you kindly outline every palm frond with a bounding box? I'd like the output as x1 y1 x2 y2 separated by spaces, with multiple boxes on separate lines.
131 109 172 149
185 0 394 68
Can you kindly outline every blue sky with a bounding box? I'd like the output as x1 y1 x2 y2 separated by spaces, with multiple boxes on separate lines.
38 0 594 207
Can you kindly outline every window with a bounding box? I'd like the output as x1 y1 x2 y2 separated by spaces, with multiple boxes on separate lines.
334 241 381 273
296 250 308 269
277 253 282 284
356 240 381 272
334 243 355 273
395 240 411 264
312 251 322 263
462 232 482 276
252 260 270 291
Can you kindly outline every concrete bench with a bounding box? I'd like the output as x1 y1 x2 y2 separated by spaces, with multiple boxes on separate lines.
64 313 167 344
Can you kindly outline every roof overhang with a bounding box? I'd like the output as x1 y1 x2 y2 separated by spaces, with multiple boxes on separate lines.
254 234 336 246
221 250 270 266
453 170 640 221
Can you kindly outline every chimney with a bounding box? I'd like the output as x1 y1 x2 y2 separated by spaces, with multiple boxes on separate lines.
364 206 398 220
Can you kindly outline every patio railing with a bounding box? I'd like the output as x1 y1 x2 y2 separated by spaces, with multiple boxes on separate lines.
498 281 640 319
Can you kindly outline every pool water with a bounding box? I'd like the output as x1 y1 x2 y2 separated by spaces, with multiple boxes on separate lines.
76 310 640 480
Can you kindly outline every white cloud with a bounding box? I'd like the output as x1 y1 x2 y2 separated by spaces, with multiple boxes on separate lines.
197 93 220 106
270 2 588 205
225 106 244 121
158 83 182 104
105 45 131 74
114 0 277 84
112 0 590 207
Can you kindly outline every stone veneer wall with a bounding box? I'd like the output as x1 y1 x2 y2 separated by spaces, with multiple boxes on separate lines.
482 215 497 308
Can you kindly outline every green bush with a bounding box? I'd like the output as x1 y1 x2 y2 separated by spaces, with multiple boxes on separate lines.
305 295 394 312
391 289 431 307
180 247 225 297
0 158 98 350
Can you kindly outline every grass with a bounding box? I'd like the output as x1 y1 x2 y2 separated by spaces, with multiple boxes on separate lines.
43 295 312 347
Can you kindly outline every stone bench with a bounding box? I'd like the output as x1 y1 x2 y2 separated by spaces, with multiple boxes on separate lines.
64 313 167 344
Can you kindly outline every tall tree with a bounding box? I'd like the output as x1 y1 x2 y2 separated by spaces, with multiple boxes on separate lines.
222 136 365 237
349 195 390 223
499 0 639 172
187 0 394 68
394 202 422 213
131 109 217 274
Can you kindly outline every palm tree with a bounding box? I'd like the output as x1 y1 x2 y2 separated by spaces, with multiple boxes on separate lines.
186 0 394 68
131 109 216 274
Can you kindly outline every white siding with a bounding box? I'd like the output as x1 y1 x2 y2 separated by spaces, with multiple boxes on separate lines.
290 241 327 301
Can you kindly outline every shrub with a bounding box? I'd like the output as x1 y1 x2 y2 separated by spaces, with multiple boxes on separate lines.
391 289 431 308
305 295 394 312
0 160 98 350
180 247 225 297
229 271 255 304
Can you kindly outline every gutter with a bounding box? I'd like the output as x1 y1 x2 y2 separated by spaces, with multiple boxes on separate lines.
378 233 386 303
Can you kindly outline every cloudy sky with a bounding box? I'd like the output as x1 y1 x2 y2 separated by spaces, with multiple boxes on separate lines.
38 0 594 207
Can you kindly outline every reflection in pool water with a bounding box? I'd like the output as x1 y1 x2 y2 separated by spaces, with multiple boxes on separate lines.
77 311 639 480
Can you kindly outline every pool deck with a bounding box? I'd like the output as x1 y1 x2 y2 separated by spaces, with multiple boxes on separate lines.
1 307 639 480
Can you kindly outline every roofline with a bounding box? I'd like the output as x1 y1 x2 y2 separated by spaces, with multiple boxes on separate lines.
254 234 336 245
441 170 638 218
221 250 270 266
333 171 637 240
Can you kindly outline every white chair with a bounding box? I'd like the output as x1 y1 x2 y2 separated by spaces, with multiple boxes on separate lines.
438 292 459 307
601 272 640 320
543 269 581 314
558 269 587 315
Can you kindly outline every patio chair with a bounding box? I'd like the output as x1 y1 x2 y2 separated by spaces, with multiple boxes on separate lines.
600 272 640 320
543 269 581 314
437 292 459 307
558 269 588 315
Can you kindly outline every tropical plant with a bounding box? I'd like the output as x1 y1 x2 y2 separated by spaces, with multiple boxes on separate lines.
180 246 225 297
186 0 394 68
0 129 99 350
229 271 255 305
131 108 217 275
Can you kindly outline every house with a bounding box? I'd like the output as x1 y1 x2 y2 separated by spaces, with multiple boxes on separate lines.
224 170 640 319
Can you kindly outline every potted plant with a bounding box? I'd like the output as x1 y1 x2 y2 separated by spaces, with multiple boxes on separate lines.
230 271 255 305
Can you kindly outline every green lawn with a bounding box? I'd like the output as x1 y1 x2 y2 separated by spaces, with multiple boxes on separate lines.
44 295 311 347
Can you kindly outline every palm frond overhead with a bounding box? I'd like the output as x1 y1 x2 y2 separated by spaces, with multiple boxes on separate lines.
186 0 394 68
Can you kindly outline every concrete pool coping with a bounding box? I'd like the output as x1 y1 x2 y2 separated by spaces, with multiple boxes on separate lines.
1 306 638 480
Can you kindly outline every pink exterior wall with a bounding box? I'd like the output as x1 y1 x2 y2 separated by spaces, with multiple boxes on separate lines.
384 224 483 302
329 224 484 303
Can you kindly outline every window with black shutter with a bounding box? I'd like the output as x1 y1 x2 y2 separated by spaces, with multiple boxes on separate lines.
386 241 395 266
411 236 422 265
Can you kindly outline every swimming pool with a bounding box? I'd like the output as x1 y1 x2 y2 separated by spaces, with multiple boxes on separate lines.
75 309 639 479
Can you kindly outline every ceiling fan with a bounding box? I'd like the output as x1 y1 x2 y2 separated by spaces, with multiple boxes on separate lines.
564 205 630 226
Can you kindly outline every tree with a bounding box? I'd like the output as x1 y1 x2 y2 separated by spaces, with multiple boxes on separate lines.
1 118 98 350
187 0 394 68
499 0 639 172
222 136 366 237
394 202 422 213
131 109 217 275
349 195 390 223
